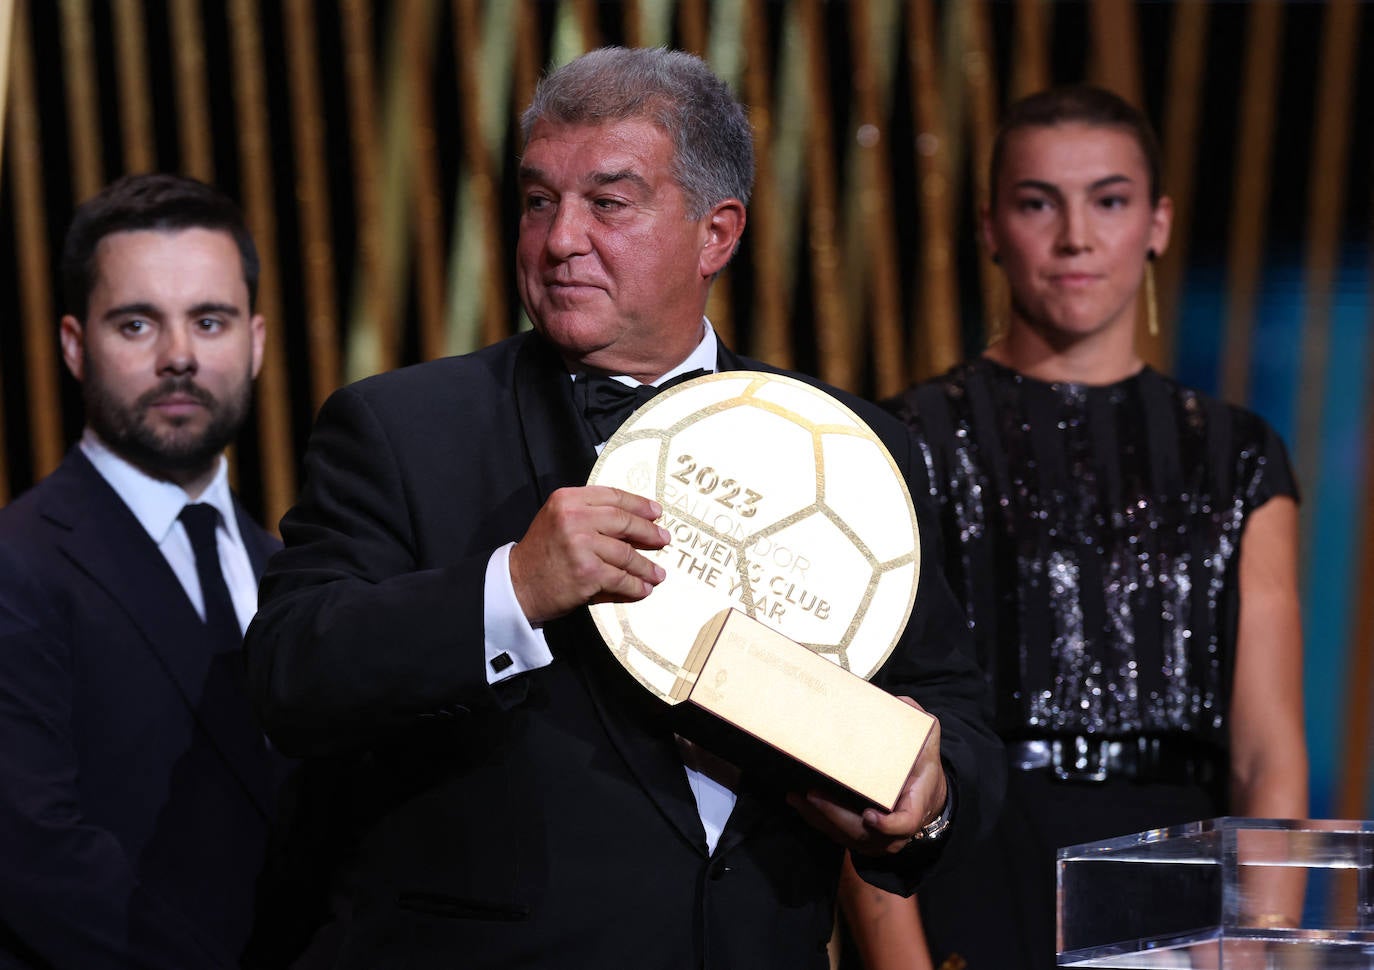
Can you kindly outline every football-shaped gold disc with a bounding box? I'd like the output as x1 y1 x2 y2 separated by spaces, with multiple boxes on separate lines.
587 371 921 704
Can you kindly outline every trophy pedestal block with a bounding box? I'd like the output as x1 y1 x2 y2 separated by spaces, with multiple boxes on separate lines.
1059 817 1374 968
675 609 933 810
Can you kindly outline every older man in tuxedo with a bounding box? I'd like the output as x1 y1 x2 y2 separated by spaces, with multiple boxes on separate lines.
246 46 1001 970
0 174 280 968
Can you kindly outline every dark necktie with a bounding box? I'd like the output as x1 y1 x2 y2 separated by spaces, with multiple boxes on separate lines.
575 368 710 443
179 503 242 653
178 504 274 796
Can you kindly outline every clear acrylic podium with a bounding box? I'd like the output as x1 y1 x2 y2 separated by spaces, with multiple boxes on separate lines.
1058 818 1374 968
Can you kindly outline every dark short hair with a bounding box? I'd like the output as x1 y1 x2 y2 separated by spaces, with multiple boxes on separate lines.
989 85 1163 207
520 46 755 219
60 173 260 320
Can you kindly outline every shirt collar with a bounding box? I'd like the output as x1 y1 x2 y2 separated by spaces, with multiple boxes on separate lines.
80 428 241 546
572 319 717 388
656 319 717 384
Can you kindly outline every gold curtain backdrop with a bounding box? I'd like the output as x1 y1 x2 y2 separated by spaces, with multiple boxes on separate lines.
1 0 1372 852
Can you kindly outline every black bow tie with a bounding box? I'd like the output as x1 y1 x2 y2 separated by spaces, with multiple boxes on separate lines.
576 369 710 443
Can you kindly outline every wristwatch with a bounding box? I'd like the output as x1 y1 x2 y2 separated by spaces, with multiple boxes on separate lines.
911 780 954 842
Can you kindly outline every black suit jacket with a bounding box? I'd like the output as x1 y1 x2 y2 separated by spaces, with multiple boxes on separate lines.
0 448 281 969
247 332 1002 970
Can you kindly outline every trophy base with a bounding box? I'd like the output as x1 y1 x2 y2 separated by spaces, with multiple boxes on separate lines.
672 609 934 811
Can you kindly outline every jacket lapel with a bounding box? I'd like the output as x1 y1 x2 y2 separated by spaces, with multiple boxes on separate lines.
41 450 276 817
513 334 709 854
234 502 281 580
715 342 751 376
713 780 774 857
512 333 598 504
554 611 711 854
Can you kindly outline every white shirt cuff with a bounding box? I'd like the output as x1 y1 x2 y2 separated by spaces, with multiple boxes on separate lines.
483 542 554 684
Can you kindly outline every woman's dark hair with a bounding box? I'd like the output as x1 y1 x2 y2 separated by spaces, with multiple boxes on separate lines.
989 85 1163 207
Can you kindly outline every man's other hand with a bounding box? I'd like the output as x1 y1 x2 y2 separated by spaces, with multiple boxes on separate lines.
786 697 948 856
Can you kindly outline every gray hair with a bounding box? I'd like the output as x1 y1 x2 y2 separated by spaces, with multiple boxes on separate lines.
520 46 755 219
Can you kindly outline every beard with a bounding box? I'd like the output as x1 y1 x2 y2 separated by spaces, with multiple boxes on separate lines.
83 359 254 482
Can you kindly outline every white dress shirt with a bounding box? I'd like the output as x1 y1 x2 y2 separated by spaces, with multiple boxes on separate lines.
80 429 260 634
481 323 737 851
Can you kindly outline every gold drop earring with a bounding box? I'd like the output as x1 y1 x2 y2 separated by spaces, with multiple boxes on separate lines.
1145 248 1159 338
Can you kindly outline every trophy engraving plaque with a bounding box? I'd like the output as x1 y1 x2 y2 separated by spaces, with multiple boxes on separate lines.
680 609 935 810
587 371 922 702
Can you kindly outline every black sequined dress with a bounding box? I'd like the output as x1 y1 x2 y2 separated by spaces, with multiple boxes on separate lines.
884 358 1297 969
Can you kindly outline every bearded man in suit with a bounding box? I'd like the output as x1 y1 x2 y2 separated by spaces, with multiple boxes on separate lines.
245 46 1002 970
0 173 280 968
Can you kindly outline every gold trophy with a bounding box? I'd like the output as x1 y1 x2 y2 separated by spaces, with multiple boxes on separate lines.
587 372 933 810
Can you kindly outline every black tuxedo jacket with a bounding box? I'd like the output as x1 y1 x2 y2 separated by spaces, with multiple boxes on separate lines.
247 332 1002 970
0 448 281 969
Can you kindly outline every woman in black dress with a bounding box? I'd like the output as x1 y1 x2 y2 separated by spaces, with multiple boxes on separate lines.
839 85 1307 970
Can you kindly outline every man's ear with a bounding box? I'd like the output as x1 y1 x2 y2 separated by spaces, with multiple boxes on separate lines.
59 316 86 381
249 313 266 379
698 199 747 278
